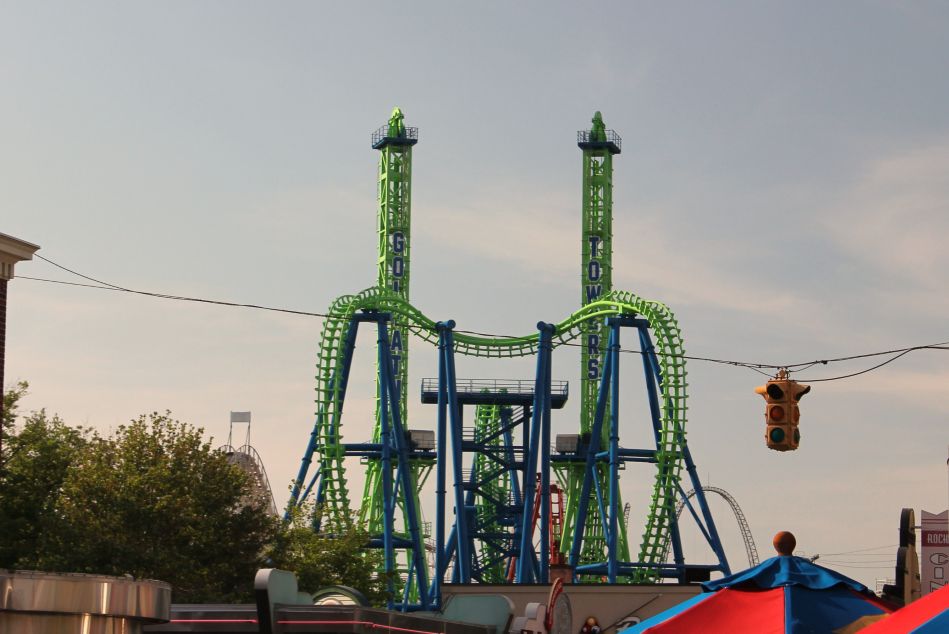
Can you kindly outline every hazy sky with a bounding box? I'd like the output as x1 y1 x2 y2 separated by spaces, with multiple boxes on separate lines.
3 2 948 587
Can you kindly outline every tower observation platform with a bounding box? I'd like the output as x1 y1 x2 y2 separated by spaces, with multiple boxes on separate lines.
371 116 419 149
420 378 569 408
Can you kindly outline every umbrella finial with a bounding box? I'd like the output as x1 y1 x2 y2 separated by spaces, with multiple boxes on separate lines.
773 531 796 556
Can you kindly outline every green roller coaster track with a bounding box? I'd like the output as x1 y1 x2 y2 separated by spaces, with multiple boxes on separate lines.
294 110 690 597
308 287 688 584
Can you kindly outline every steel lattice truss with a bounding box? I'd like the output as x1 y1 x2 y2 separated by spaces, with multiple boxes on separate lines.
286 110 730 610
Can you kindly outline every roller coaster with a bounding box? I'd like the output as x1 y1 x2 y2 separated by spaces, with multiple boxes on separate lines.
662 486 761 569
287 109 733 611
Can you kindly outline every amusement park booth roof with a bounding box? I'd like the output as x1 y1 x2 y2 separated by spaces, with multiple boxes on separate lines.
621 551 895 634
859 583 949 633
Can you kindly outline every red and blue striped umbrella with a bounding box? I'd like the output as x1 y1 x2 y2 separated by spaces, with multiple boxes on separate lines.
622 553 894 633
858 583 949 633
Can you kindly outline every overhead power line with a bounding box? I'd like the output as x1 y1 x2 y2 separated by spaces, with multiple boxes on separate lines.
20 274 325 318
445 328 949 382
19 254 949 383
820 544 898 556
24 253 327 318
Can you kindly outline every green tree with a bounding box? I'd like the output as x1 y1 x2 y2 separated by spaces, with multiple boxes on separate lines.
1 380 29 459
34 412 278 602
2 390 385 604
0 382 91 569
269 504 390 606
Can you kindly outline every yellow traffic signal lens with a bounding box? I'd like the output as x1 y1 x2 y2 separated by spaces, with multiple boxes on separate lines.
769 405 785 421
793 406 800 423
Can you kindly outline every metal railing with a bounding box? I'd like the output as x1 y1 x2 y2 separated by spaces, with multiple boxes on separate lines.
577 128 622 151
371 125 419 147
420 378 568 398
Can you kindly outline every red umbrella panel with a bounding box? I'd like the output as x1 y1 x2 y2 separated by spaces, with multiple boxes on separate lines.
858 584 949 633
623 555 895 634
626 585 892 633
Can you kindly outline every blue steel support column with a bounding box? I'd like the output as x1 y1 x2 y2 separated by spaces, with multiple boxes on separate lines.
443 323 470 584
377 316 430 609
431 320 454 607
516 322 554 584
637 327 685 575
607 318 621 583
516 394 540 580
505 406 528 582
677 484 716 544
680 444 730 576
640 328 730 577
540 322 554 583
378 319 396 606
568 324 614 571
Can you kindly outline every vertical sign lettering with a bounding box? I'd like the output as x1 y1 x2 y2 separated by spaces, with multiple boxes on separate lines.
586 235 603 380
391 231 405 293
922 509 949 594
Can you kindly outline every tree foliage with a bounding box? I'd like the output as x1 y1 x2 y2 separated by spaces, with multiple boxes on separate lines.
32 411 278 602
1 385 387 605
268 505 390 606
1 380 30 456
0 382 92 569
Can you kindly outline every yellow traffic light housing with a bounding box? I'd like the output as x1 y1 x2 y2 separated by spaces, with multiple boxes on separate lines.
755 369 810 451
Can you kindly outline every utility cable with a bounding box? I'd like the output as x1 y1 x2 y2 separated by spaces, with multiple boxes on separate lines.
19 256 949 382
18 275 327 319
820 544 897 556
451 326 949 381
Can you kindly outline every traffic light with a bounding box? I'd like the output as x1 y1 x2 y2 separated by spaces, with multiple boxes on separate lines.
755 369 810 451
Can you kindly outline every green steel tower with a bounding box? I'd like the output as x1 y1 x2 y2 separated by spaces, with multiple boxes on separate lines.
374 107 413 428
561 111 632 572
579 111 615 438
364 108 415 515
360 108 429 597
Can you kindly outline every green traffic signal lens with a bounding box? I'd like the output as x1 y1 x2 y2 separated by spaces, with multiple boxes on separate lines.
769 427 786 443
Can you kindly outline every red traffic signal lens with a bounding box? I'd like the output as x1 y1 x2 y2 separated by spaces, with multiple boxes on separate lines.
769 405 786 421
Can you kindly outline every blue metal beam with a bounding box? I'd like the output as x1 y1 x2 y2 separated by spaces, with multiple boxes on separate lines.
607 319 621 583
640 327 730 578
441 323 470 584
376 315 430 609
515 322 555 583
430 321 452 607
568 321 614 573
636 326 684 575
